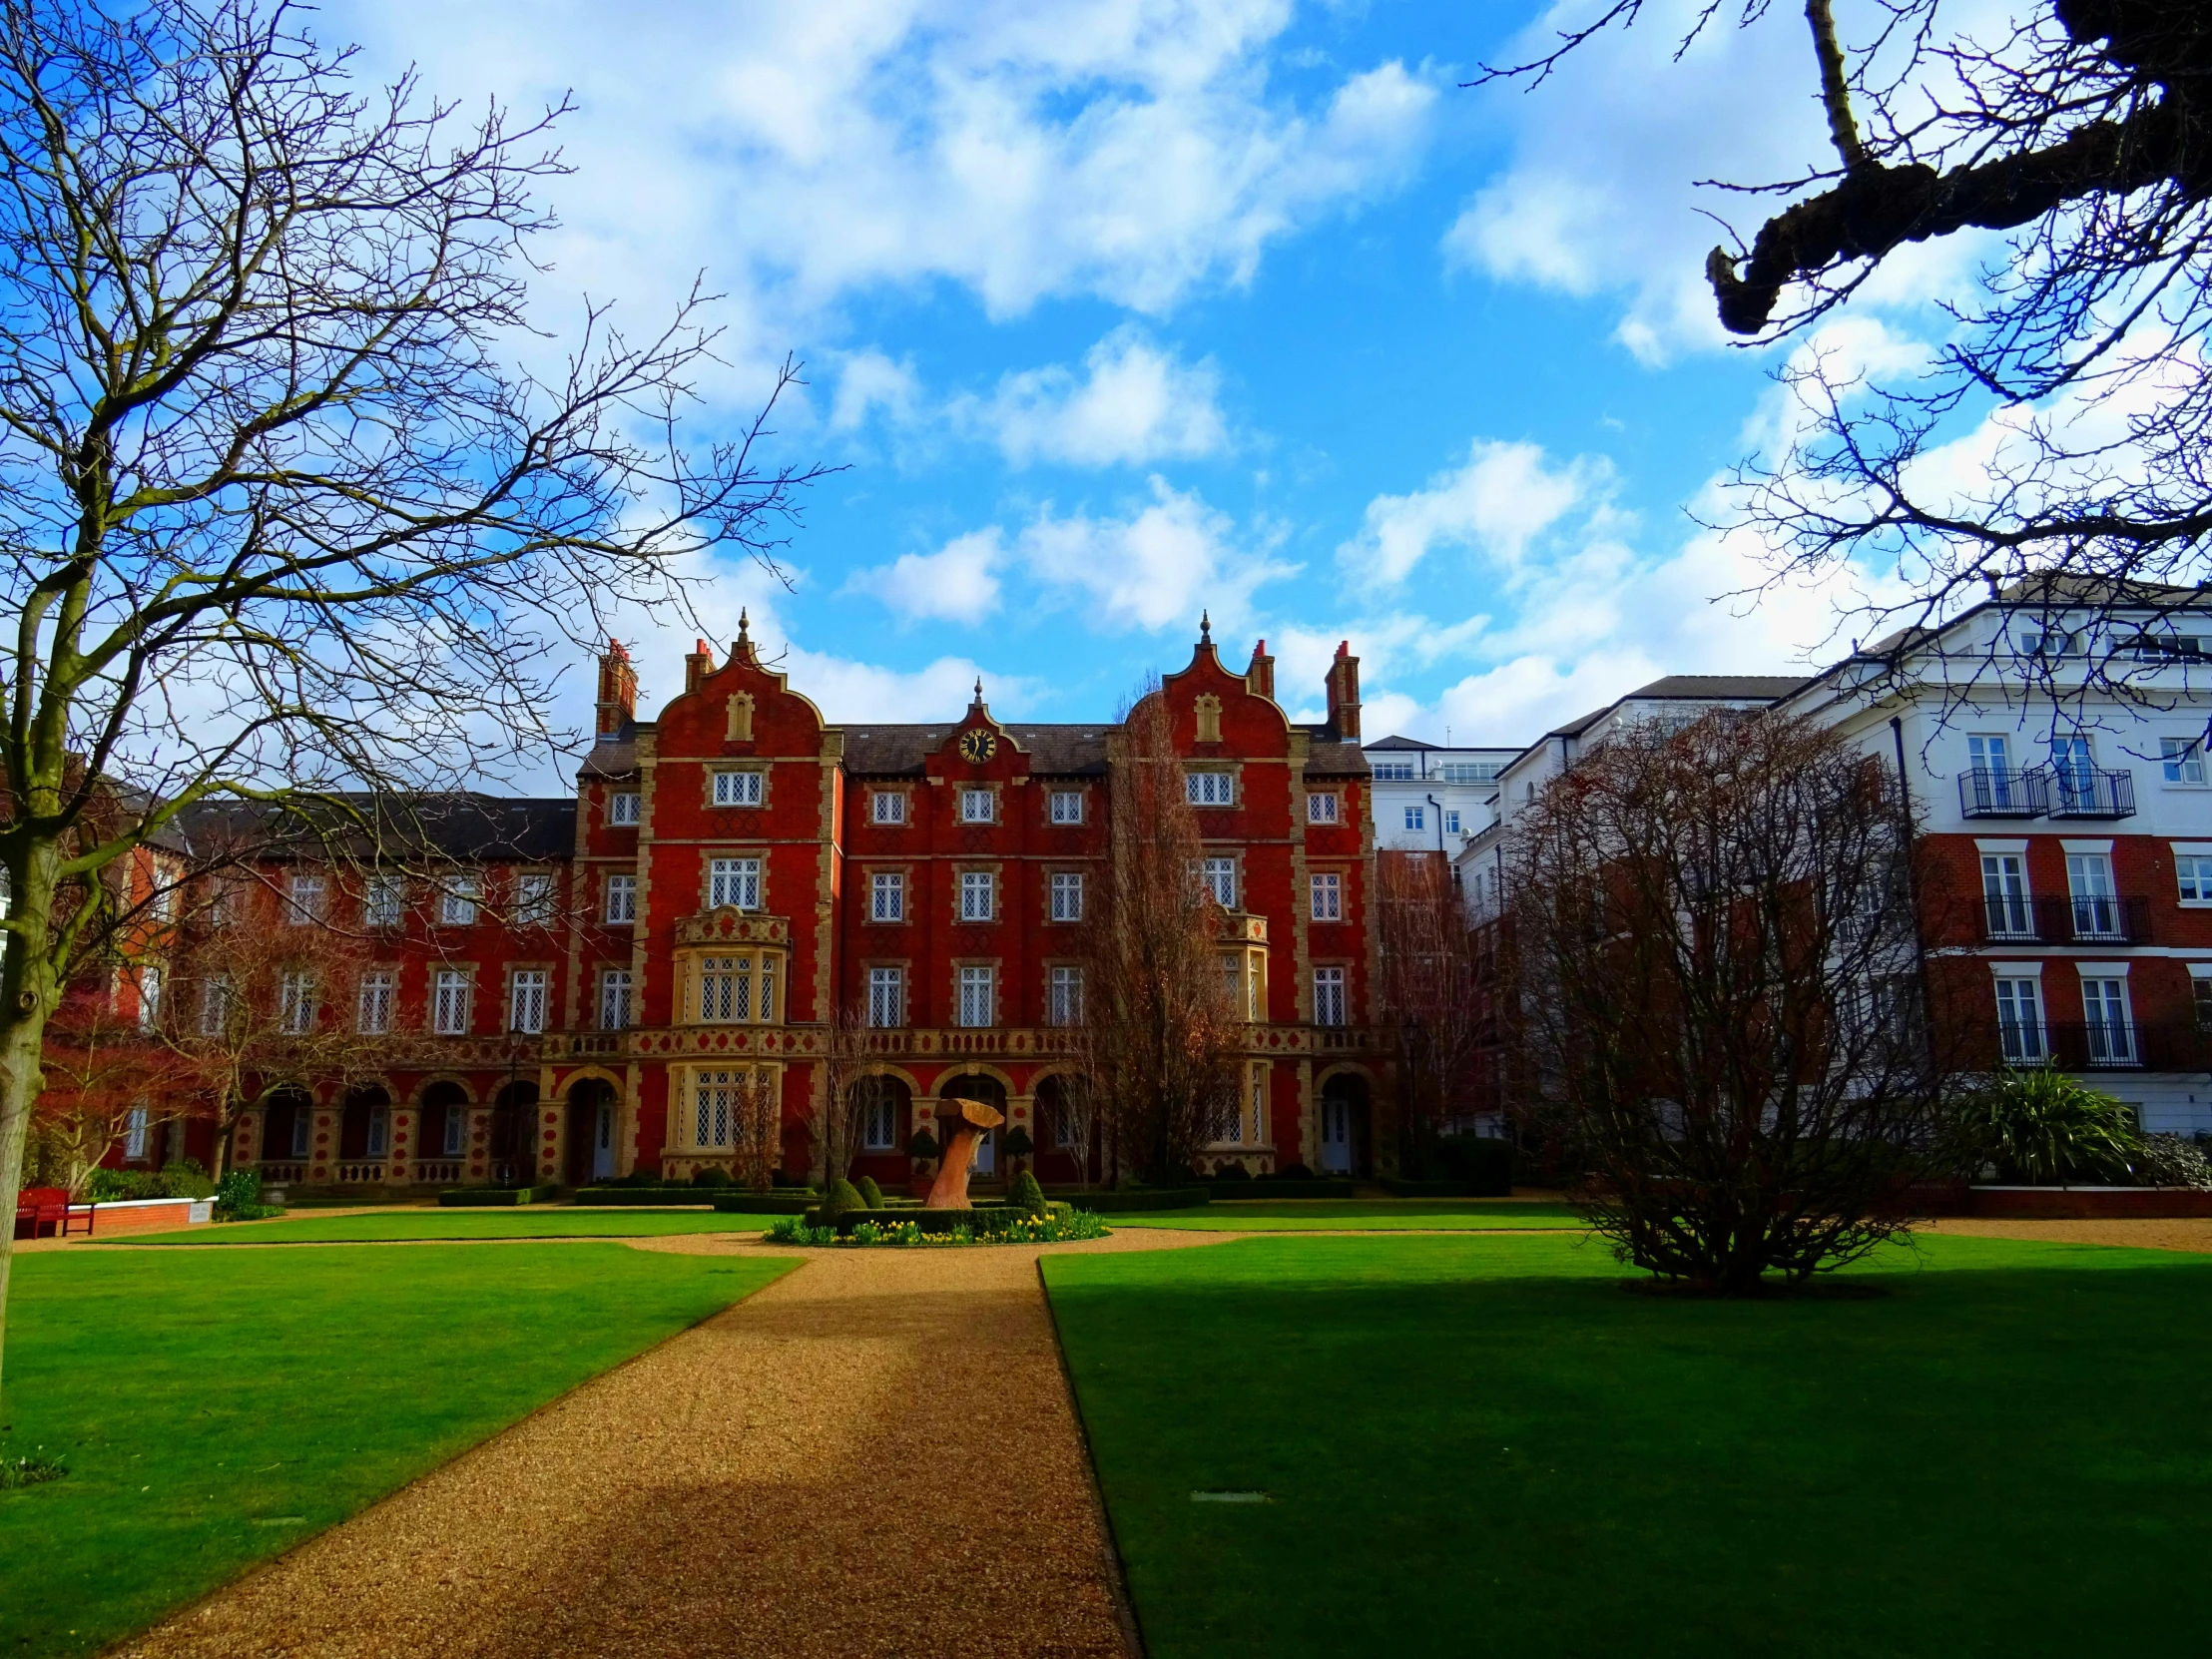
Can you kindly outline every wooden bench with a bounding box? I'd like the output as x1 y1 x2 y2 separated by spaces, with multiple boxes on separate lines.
12 1186 95 1240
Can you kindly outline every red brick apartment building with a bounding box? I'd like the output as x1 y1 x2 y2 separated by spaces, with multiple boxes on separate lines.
113 622 1390 1194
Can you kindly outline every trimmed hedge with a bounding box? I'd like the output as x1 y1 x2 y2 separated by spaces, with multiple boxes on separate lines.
1210 1178 1357 1201
1378 1177 1475 1197
573 1187 715 1207
438 1185 560 1207
1043 1187 1210 1213
709 1192 820 1215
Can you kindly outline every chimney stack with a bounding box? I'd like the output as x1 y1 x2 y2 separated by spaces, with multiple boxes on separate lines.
595 639 638 737
1246 638 1276 702
685 638 715 693
1325 640 1361 742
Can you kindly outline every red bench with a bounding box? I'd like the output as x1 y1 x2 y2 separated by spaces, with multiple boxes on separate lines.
12 1187 94 1240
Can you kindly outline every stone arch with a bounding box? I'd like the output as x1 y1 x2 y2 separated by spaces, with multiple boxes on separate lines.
1317 1069 1373 1178
490 1076 540 1181
412 1072 478 1105
565 1073 621 1187
338 1083 393 1163
926 1059 1018 1097
417 1079 472 1166
260 1084 315 1166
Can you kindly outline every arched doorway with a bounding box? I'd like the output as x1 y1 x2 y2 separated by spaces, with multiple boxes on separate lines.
338 1086 391 1167
1319 1073 1371 1177
848 1074 912 1168
419 1081 470 1175
261 1087 313 1175
566 1078 619 1187
937 1072 1008 1178
491 1080 539 1186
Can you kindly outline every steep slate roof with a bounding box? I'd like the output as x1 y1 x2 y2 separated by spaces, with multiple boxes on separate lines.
840 724 1113 777
175 794 576 863
1364 734 1431 751
1535 675 1809 748
1301 730 1372 778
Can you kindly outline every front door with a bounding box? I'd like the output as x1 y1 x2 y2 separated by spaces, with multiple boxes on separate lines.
591 1101 615 1181
972 1127 996 1176
1320 1100 1352 1172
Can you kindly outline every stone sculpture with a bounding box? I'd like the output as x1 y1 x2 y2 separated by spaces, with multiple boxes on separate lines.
925 1097 1006 1210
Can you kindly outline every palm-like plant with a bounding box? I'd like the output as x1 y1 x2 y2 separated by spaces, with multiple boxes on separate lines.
1954 1071 2141 1186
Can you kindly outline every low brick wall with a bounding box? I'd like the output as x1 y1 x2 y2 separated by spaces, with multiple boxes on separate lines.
1964 1186 2212 1220
89 1197 215 1236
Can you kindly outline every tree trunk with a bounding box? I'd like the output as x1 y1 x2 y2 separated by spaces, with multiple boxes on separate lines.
0 843 62 1414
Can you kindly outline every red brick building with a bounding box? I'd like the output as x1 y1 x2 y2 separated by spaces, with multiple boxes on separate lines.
150 621 1390 1194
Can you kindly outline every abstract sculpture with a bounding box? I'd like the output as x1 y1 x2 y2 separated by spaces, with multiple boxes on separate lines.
925 1097 1006 1209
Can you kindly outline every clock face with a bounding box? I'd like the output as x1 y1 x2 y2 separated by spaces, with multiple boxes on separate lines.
957 729 998 764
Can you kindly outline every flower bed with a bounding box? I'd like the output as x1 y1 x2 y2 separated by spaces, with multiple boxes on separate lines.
767 1206 1107 1247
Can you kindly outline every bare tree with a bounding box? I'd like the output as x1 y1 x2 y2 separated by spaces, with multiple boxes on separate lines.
810 998 876 1189
0 0 827 1397
1502 711 1957 1294
1087 683 1241 1184
733 1070 780 1194
1481 2 2212 714
1377 853 1483 1180
158 867 393 1175
31 970 184 1194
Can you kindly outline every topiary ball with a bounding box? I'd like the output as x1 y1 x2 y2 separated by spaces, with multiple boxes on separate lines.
691 1165 732 1188
823 1177 865 1217
855 1175 885 1209
1009 1169 1048 1215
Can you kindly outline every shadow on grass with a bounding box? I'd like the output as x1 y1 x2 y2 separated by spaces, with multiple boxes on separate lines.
1044 1233 2212 1659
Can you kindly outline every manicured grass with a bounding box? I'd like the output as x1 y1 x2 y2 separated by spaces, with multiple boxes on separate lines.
128 1207 756 1244
1043 1233 2212 1658
0 1243 794 1657
1110 1199 1585 1230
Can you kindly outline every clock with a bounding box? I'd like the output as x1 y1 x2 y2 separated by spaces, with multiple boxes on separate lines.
957 729 998 764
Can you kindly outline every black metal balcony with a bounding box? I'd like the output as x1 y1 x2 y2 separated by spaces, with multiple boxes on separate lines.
1957 768 2048 819
2004 1021 2212 1072
1980 893 2152 945
2044 768 2136 820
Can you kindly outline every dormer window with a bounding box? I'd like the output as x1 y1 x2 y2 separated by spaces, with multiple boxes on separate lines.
713 769 764 808
609 791 640 827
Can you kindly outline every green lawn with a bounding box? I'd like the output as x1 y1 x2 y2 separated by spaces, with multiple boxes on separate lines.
1043 1232 2212 1659
1111 1199 1586 1230
0 1243 794 1657
128 1207 759 1244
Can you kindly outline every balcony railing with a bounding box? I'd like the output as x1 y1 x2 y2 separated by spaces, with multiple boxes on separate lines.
1992 1021 2212 1071
334 1161 387 1184
413 1160 462 1185
1980 893 2151 945
1957 768 2048 819
257 1161 306 1185
2045 769 2136 820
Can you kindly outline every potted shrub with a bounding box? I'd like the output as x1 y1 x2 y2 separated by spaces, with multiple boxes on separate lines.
1002 1125 1034 1179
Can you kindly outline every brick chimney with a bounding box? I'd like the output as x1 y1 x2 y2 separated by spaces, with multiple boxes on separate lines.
595 639 638 738
1325 641 1361 742
685 638 715 694
1246 638 1276 702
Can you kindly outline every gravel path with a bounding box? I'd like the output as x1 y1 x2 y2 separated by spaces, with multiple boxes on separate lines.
117 1229 1229 1659
1922 1216 2212 1253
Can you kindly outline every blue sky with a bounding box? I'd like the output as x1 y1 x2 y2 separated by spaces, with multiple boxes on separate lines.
326 0 1988 769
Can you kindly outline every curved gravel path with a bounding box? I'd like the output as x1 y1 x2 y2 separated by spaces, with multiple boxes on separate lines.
117 1229 1230 1659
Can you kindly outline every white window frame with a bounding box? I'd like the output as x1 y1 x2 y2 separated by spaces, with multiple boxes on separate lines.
1049 964 1083 1027
432 969 473 1036
440 1104 467 1157
199 974 232 1036
364 875 405 929
137 965 162 1031
509 968 548 1035
1050 871 1084 922
2079 970 2136 1065
2175 843 2212 905
1980 851 2032 939
870 870 905 923
871 790 906 825
709 856 762 911
357 969 394 1035
713 769 765 808
1049 790 1084 825
124 1104 150 1162
1186 771 1234 808
287 874 326 925
599 968 633 1031
867 964 905 1029
1403 806 1425 831
693 1069 742 1151
1443 809 1462 834
1313 965 1348 1028
608 790 641 827
959 787 994 824
279 970 316 1036
1311 871 1342 922
2160 737 2208 786
1201 856 1237 909
1992 969 2045 1064
698 954 756 1024
860 1088 899 1150
605 872 637 925
1307 792 1339 825
956 965 994 1028
514 873 555 926
959 870 995 922
437 878 480 927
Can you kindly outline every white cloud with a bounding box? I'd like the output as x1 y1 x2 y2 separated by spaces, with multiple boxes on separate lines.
841 530 1005 624
962 326 1229 467
332 0 1441 397
1337 439 1607 586
830 349 923 432
1015 477 1295 632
